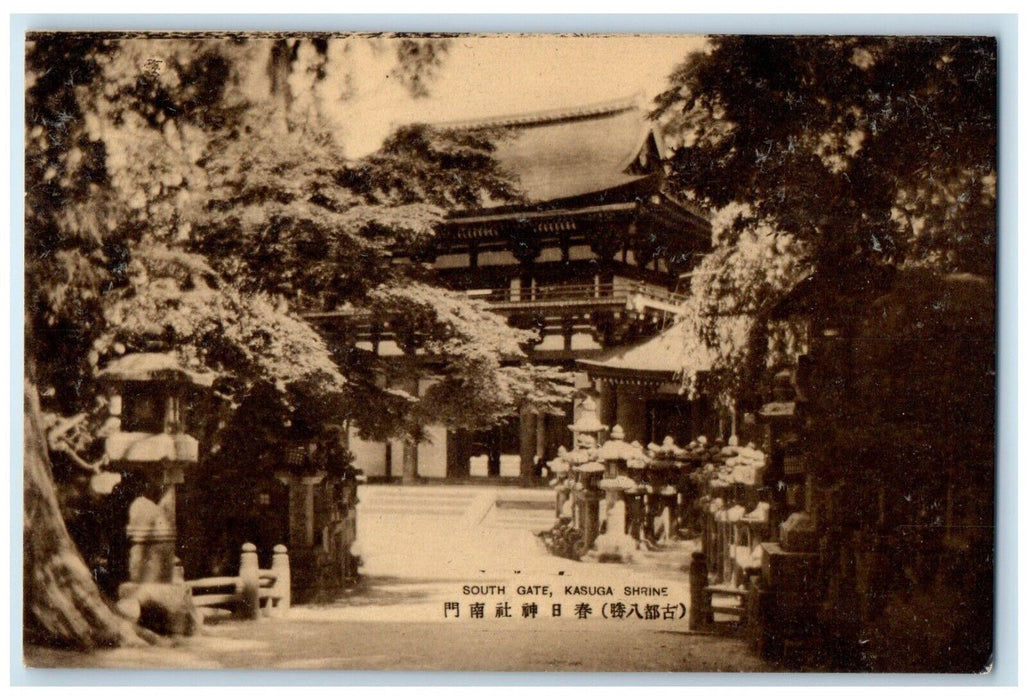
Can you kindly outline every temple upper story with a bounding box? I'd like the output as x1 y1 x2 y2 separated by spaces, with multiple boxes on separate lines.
421 97 711 282
309 97 711 360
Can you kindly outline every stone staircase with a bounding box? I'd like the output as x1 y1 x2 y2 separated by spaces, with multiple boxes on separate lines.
357 486 484 521
357 485 555 531
705 583 749 624
485 492 556 531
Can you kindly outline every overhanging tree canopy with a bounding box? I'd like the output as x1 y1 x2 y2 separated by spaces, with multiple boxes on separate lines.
655 35 996 407
23 33 569 648
655 36 996 278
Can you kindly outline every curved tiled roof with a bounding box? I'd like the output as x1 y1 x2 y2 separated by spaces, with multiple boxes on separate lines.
578 322 712 378
436 97 660 204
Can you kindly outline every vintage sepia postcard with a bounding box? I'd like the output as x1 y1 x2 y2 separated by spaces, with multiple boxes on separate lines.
20 28 999 675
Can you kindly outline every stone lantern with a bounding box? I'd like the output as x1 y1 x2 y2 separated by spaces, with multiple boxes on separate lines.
594 425 642 560
567 396 606 552
567 396 605 451
623 441 650 542
97 352 214 631
571 461 605 551
597 424 630 478
646 436 685 543
547 446 574 519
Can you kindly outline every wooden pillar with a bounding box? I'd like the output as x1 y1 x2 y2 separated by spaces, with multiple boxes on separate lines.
598 380 617 433
616 384 647 444
487 428 501 477
402 437 419 484
519 406 537 481
398 375 420 484
277 472 326 548
535 413 548 465
447 429 471 479
562 316 575 352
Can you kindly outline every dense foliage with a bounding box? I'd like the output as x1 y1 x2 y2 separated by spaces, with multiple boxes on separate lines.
26 34 566 442
656 36 996 278
23 33 571 647
674 207 809 411
656 36 996 670
657 36 996 409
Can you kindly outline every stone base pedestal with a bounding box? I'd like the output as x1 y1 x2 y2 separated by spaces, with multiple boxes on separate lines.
128 539 176 583
117 581 199 636
574 490 603 550
595 495 636 562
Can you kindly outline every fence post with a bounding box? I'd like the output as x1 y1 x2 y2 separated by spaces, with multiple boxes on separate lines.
271 544 291 615
238 542 260 620
689 551 711 631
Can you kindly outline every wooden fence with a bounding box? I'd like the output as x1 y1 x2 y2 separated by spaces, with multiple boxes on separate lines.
178 543 290 620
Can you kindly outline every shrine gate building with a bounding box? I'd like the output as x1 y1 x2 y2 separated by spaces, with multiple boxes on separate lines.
312 97 713 480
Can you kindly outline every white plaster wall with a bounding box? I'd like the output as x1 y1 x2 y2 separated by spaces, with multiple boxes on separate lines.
389 438 405 476
470 455 489 477
568 244 594 261
377 340 404 357
433 252 471 269
499 454 520 477
536 246 563 263
417 424 448 478
478 250 518 267
349 429 388 478
571 332 601 350
536 332 566 351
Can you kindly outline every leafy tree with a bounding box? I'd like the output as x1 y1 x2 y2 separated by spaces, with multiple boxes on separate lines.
24 32 567 648
656 36 996 669
674 208 809 420
656 35 996 410
655 36 996 278
184 64 565 476
23 34 355 648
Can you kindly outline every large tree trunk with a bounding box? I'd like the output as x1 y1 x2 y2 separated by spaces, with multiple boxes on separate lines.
23 377 146 649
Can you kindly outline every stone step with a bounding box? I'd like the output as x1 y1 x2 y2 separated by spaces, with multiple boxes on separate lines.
359 489 479 499
491 512 555 522
359 498 477 511
490 510 556 522
493 499 554 510
359 494 478 508
706 584 747 597
482 506 557 530
358 507 471 518
358 486 556 526
488 519 556 530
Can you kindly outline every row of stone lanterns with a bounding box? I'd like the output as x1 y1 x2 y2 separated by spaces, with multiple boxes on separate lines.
543 396 706 562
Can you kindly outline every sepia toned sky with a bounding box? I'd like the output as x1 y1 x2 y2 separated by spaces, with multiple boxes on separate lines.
333 35 707 157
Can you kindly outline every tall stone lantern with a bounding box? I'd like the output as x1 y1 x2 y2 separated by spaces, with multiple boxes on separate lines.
646 436 686 543
567 396 606 552
594 424 645 560
547 446 573 519
97 352 214 632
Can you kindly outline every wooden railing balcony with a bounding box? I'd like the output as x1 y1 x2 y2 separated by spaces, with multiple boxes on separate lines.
467 282 690 313
302 282 689 325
